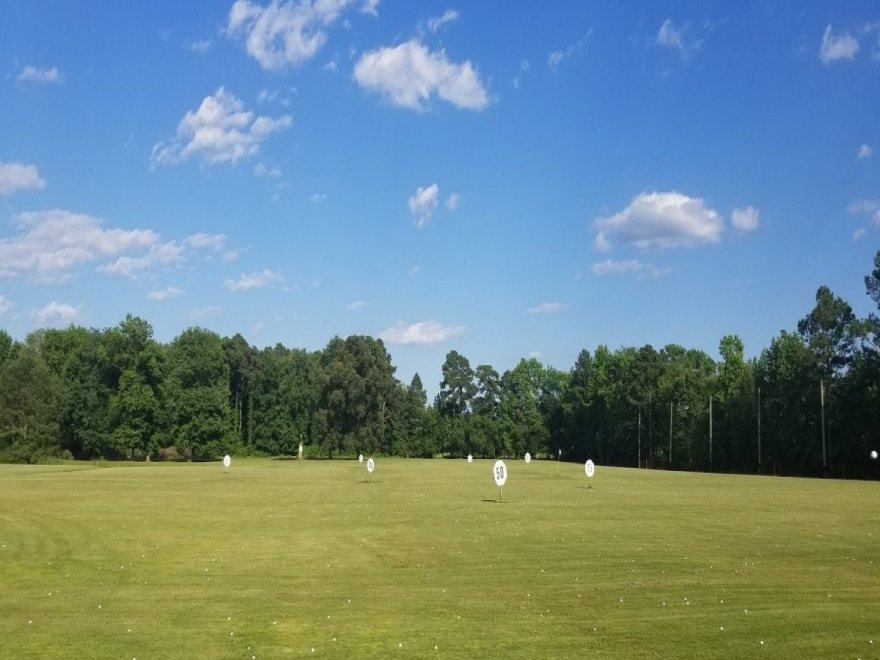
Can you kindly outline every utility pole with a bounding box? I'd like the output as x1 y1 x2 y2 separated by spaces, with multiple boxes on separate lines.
757 386 761 474
709 395 713 471
638 409 642 469
820 379 827 474
669 401 673 469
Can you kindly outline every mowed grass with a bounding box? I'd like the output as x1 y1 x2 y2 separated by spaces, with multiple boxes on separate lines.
1 459 878 659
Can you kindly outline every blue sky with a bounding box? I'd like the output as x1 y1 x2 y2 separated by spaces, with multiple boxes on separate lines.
1 1 879 397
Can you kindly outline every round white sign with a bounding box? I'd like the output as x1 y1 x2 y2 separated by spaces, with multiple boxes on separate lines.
871 450 878 460
525 452 531 464
223 454 231 468
367 457 375 473
493 460 508 487
358 454 363 463
585 459 595 478
467 454 473 463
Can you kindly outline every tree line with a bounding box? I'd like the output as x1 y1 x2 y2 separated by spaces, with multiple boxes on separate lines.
1 251 878 479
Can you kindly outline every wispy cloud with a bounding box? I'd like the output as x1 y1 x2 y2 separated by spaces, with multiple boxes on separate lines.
591 259 667 279
408 183 440 227
819 24 859 63
188 305 222 322
848 198 880 225
731 206 760 232
148 287 184 301
526 302 565 315
0 162 46 196
547 30 591 71
594 191 723 252
427 9 459 33
656 19 705 59
187 39 212 54
858 144 873 159
354 39 488 111
380 320 464 346
254 162 282 178
226 0 353 70
224 268 283 291
361 0 380 16
32 301 82 327
0 294 11 315
445 192 460 211
347 300 367 311
150 87 292 168
17 65 62 84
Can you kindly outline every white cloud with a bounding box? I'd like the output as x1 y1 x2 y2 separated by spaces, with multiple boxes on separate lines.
150 87 292 168
347 300 367 311
188 305 222 322
379 320 464 346
33 301 82 328
148 287 184 301
0 210 158 281
526 302 565 315
445 192 460 211
0 210 227 281
408 264 420 278
858 144 873 159
354 39 488 111
17 65 62 84
591 258 667 279
853 227 867 240
0 294 11 315
226 0 353 70
224 268 283 291
731 206 760 232
408 183 440 227
513 59 530 89
188 39 212 54
0 162 46 195
547 31 591 71
221 250 240 263
310 192 328 202
848 198 880 224
820 25 859 63
186 233 227 250
100 241 185 277
254 162 282 178
594 191 723 251
428 9 459 33
656 19 703 58
361 0 379 16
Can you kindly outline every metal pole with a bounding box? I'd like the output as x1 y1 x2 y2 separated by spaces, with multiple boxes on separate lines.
820 379 826 473
669 401 673 469
638 409 641 468
757 387 761 473
709 395 713 471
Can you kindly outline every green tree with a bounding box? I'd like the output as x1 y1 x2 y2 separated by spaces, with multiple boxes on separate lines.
166 327 234 460
435 351 476 456
315 336 397 458
0 342 61 462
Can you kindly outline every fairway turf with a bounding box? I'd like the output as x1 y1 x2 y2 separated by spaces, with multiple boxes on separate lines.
1 459 878 658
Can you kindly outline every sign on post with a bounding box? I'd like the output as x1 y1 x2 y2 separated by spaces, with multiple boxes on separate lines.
493 459 507 502
223 454 231 471
367 457 375 482
585 459 595 487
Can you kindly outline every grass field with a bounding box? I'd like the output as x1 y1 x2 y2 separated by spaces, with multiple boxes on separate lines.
1 458 878 659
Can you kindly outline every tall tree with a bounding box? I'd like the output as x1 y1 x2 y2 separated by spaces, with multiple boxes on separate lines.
0 341 61 462
315 336 397 458
166 327 233 460
797 286 858 379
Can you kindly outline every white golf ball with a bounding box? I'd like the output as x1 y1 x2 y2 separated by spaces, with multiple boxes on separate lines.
871 450 878 460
